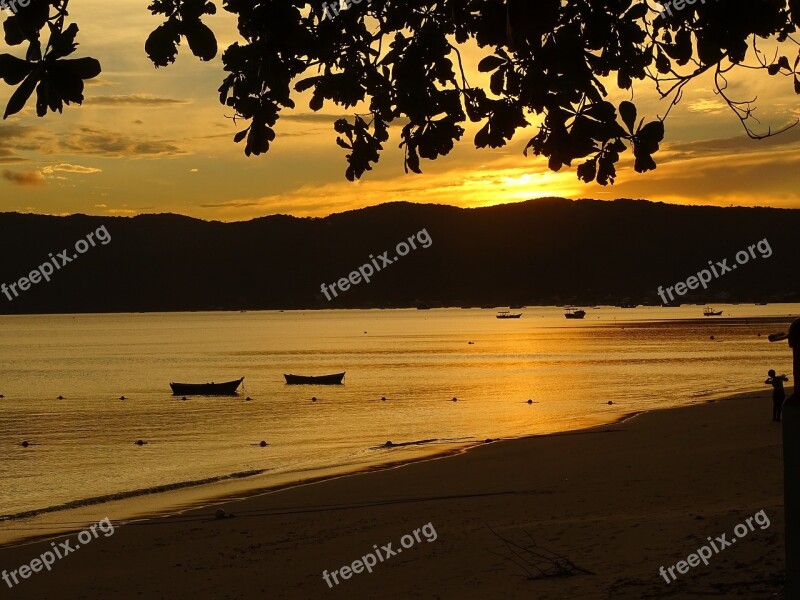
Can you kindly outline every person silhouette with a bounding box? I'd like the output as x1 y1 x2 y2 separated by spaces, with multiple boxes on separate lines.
765 369 790 421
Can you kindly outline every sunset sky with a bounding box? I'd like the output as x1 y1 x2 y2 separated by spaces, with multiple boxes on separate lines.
2 1 800 221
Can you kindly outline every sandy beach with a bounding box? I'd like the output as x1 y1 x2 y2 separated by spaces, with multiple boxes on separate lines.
0 390 786 599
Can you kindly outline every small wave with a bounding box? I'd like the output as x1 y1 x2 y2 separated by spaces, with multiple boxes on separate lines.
0 469 268 522
371 438 443 450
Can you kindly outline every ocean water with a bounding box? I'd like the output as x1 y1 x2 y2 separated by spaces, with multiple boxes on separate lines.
0 305 796 542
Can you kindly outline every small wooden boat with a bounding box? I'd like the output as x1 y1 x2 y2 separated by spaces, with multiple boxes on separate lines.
169 377 244 396
496 310 522 319
284 372 345 385
703 307 723 317
565 307 586 319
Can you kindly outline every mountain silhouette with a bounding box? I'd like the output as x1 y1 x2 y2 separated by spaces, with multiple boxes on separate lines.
0 198 797 314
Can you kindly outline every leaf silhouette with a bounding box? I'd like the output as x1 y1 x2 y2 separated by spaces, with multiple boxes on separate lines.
4 70 38 118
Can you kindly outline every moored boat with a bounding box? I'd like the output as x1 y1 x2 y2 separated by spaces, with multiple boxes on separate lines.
284 372 345 385
703 307 723 317
565 307 586 319
169 377 244 396
496 310 522 319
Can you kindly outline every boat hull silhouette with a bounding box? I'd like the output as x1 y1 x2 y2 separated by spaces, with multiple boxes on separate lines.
284 373 345 385
169 377 244 396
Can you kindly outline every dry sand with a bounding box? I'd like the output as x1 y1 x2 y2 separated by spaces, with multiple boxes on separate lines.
0 391 787 599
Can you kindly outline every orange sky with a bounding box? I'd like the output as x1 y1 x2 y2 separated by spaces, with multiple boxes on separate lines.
2 2 800 220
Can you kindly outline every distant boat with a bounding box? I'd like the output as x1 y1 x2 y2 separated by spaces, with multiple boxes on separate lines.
703 307 723 317
170 377 244 396
565 307 586 319
755 302 768 306
496 310 522 319
284 372 345 385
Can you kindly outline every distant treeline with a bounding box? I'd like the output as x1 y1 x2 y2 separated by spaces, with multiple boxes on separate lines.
0 198 797 314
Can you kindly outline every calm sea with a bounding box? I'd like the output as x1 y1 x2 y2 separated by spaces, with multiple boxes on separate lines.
1 305 796 543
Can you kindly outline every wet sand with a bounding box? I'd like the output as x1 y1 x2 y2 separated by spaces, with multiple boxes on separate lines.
0 390 786 599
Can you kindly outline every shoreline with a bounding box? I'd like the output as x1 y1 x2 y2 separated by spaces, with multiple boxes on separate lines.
0 388 766 550
0 387 785 598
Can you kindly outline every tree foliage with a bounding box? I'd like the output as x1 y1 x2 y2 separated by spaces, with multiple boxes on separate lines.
2 0 799 184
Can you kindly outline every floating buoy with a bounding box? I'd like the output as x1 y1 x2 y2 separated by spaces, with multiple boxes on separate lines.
0 394 4 398
57 395 64 400
311 396 317 402
468 341 474 345
384 440 394 447
527 399 533 405
607 401 614 405
21 440 29 448
710 335 715 340
259 440 268 447
452 397 458 402
381 396 387 401
181 396 188 401
135 440 146 446
245 397 252 401
119 396 127 400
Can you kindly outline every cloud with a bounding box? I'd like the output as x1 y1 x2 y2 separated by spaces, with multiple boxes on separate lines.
41 163 102 175
84 77 118 87
686 99 726 114
56 126 184 157
2 169 45 186
88 94 190 107
280 112 350 123
0 124 38 164
278 112 410 126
